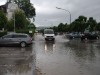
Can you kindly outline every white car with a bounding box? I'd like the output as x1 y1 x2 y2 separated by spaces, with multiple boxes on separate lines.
43 29 55 41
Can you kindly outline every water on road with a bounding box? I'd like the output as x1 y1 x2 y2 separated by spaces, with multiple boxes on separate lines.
35 34 100 75
0 34 100 75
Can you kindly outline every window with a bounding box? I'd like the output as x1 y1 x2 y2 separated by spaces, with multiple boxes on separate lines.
44 31 54 34
12 35 20 38
20 35 27 38
3 35 12 38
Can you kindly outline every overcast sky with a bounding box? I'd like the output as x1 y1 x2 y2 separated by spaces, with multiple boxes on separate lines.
0 0 100 27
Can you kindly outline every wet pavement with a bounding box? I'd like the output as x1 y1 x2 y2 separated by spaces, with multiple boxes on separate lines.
0 34 100 75
35 34 100 75
0 45 36 75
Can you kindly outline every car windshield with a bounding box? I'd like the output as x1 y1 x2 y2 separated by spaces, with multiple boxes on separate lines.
44 31 54 34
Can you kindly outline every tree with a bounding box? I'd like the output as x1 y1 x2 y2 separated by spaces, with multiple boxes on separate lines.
28 23 36 29
14 0 36 21
6 20 14 31
0 10 7 29
87 17 97 32
12 10 26 30
70 15 87 33
58 23 65 32
96 22 100 31
53 26 58 32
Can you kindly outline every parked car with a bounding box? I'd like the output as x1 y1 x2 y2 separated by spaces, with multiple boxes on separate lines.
67 33 82 39
81 33 99 40
0 33 33 47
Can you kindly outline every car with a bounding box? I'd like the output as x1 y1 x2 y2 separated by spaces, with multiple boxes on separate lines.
81 33 99 40
0 33 33 47
43 29 55 41
67 33 82 39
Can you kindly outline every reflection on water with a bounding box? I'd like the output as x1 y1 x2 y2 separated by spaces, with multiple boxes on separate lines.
0 45 35 75
44 41 55 53
64 39 100 75
65 40 97 62
37 38 100 75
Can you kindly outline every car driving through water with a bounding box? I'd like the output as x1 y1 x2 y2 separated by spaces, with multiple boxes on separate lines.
43 29 55 41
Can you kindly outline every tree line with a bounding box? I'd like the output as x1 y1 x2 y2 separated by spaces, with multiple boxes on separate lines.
50 15 100 33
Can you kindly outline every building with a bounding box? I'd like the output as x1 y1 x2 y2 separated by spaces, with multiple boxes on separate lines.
0 0 19 31
0 0 19 20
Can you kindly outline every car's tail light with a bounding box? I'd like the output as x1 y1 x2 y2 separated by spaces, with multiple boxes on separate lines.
82 34 86 36
30 38 32 41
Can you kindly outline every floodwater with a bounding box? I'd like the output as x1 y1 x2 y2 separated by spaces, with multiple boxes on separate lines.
35 34 100 75
0 45 36 75
0 34 100 75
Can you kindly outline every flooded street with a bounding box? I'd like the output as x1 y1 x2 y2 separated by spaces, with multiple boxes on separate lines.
0 45 36 75
35 34 100 75
0 34 100 75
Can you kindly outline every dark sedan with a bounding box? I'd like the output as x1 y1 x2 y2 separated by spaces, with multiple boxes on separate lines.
81 33 99 40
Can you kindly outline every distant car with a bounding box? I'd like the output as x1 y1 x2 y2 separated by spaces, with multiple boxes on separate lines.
68 33 82 39
0 33 33 47
81 33 99 40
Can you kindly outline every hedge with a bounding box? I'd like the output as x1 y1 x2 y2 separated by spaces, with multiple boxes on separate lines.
16 29 35 37
0 31 7 37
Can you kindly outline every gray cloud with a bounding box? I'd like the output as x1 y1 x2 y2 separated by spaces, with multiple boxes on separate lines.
31 0 100 27
1 0 100 27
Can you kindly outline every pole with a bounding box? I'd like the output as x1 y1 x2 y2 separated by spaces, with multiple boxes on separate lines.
56 7 71 24
14 11 15 32
10 4 16 32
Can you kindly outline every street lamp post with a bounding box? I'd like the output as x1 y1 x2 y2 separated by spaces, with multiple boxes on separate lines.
56 7 71 24
10 5 16 32
44 20 53 27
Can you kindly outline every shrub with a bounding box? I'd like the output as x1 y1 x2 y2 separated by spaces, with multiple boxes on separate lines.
16 29 35 37
0 31 7 37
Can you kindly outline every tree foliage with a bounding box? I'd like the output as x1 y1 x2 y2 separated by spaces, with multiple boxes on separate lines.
12 10 26 30
87 17 97 32
69 15 87 33
0 10 7 29
52 15 100 33
29 23 36 29
53 26 58 32
14 0 36 21
6 20 14 31
96 22 100 31
58 23 65 32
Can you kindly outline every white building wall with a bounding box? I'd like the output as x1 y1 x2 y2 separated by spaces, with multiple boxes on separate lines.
7 3 19 20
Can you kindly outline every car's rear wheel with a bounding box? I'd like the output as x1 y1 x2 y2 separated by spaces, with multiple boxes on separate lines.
52 39 55 41
96 37 99 39
85 38 87 40
20 42 26 47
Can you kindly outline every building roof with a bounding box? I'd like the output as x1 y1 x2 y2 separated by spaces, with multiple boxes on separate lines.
0 1 11 13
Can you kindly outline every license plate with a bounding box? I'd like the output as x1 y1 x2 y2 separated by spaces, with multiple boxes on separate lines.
49 39 52 40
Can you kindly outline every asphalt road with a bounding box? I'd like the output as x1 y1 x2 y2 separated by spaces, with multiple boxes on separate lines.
35 34 100 75
0 34 100 75
0 45 35 75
